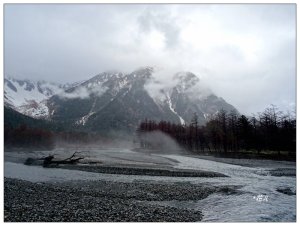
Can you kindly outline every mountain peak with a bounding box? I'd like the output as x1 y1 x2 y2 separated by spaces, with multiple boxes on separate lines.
135 66 154 72
128 66 155 81
173 72 199 92
87 71 125 85
174 71 198 81
5 68 238 129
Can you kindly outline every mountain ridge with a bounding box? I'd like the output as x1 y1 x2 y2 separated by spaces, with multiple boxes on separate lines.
4 67 238 133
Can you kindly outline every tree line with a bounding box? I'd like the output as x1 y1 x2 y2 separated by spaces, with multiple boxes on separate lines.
136 105 296 157
5 124 55 149
4 124 112 149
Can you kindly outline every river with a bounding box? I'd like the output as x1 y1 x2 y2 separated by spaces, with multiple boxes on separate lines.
4 148 296 222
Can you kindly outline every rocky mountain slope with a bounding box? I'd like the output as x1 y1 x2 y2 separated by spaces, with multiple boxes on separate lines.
4 77 82 119
4 67 238 132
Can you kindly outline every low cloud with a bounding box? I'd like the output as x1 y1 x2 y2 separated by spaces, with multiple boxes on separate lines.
58 85 108 100
144 68 212 102
185 81 213 101
144 67 180 102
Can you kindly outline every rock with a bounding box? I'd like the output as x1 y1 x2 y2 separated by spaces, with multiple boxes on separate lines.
276 187 296 196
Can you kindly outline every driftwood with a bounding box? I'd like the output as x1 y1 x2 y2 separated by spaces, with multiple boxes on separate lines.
24 152 84 167
43 151 84 167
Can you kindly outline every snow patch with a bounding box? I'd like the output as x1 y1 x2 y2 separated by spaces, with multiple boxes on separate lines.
4 78 66 118
17 100 49 119
5 79 49 107
75 98 97 125
166 93 185 125
76 112 95 126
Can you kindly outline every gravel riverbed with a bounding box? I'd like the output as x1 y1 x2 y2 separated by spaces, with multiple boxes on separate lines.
4 149 296 222
53 164 227 177
4 177 242 222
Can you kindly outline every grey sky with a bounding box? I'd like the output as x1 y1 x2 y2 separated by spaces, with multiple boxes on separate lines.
4 4 296 115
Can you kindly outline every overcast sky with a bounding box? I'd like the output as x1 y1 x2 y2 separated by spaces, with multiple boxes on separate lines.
4 4 296 115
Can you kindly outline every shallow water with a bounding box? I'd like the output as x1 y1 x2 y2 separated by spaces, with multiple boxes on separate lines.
157 154 296 222
4 148 296 222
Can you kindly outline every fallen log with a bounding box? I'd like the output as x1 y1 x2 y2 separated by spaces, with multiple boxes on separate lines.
43 152 84 167
24 152 85 167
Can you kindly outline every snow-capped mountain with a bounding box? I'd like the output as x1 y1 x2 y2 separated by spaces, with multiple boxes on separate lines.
4 77 75 118
46 67 237 132
4 67 238 132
